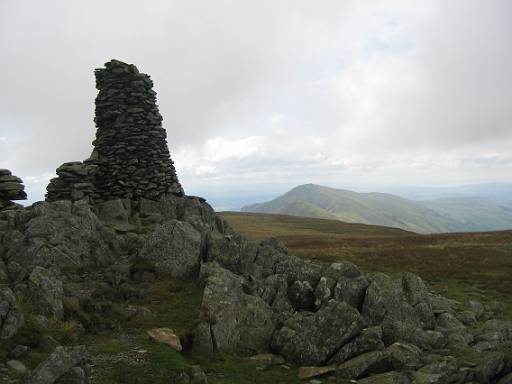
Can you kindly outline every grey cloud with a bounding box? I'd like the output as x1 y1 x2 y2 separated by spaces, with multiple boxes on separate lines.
0 0 511 200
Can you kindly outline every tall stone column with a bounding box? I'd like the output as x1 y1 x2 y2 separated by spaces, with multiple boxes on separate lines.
91 59 183 201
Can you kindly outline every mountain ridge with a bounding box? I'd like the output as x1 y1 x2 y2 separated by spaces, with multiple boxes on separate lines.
241 183 512 233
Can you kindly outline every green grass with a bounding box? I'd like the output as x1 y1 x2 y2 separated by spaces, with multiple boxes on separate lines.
127 279 203 336
199 355 301 384
94 336 191 384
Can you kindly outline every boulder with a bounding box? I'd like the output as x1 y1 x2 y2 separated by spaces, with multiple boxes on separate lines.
6 359 27 374
181 196 219 234
0 287 24 339
313 276 332 309
332 274 369 310
287 280 315 311
192 262 275 357
5 200 113 271
272 300 363 365
382 319 445 350
140 220 202 278
256 274 294 322
24 345 89 384
205 231 260 277
414 358 460 384
328 326 384 365
147 328 182 351
336 350 392 380
386 342 423 370
475 352 506 384
28 266 64 319
297 366 336 380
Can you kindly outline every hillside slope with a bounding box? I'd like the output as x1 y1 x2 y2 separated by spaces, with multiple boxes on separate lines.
242 184 512 233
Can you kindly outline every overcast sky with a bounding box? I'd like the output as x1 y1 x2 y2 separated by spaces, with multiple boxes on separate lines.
1 0 511 205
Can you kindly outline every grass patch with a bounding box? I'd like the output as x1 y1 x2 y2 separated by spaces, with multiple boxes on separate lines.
200 355 301 384
94 336 191 384
128 279 202 336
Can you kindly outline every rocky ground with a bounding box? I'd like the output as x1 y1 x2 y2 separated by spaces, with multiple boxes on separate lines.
1 195 512 384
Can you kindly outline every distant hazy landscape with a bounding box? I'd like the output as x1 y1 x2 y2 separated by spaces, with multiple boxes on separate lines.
241 183 512 233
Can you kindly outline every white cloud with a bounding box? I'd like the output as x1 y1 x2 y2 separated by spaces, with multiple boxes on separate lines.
1 0 511 201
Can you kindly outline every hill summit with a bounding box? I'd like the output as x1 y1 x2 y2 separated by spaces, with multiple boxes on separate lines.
0 61 511 383
242 184 512 233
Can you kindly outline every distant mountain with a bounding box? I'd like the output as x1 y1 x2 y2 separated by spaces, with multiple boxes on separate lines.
241 184 512 233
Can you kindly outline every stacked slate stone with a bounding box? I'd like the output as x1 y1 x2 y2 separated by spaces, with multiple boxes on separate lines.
91 59 183 202
0 169 27 210
46 162 95 202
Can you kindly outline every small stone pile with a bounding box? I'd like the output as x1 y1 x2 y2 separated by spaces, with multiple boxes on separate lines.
0 169 26 210
46 162 95 202
91 59 183 201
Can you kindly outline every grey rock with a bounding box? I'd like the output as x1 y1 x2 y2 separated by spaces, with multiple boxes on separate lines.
414 358 459 384
333 274 369 310
314 276 332 309
259 274 294 318
193 262 275 357
7 359 27 374
181 197 218 234
140 220 201 278
327 261 363 279
0 182 24 192
386 342 423 370
260 237 288 254
205 231 260 277
475 352 506 384
382 318 445 350
469 300 486 320
0 287 24 339
428 293 460 315
9 345 30 359
272 300 363 365
7 200 113 271
55 366 87 384
96 199 131 230
28 266 64 319
328 326 384 365
363 273 438 347
336 350 392 380
456 310 477 326
24 345 88 384
474 320 512 344
288 280 315 311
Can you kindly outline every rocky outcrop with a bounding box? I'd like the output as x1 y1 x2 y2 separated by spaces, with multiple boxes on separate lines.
0 169 26 211
140 220 202 278
192 262 275 357
0 287 24 339
24 345 90 384
27 267 64 319
272 300 363 365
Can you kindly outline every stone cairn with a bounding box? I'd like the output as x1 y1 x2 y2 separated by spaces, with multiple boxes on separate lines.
0 169 27 210
46 59 183 203
46 162 95 202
